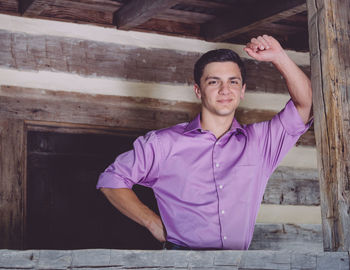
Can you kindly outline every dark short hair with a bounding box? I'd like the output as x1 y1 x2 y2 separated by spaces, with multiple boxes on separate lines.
194 49 246 86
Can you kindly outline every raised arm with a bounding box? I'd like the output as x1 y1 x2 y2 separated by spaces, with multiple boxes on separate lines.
244 35 312 124
101 187 166 242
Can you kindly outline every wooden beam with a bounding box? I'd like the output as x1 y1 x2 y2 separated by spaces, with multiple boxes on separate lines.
114 0 180 30
250 223 323 251
20 0 118 25
0 118 25 249
202 0 307 42
0 86 315 147
307 0 350 251
154 8 215 24
264 167 320 206
0 29 310 92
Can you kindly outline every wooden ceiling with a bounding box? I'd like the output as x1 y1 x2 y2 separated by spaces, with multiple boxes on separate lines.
0 0 309 52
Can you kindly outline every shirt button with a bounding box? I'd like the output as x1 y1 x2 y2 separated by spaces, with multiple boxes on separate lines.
215 163 220 168
219 185 223 189
221 210 225 214
223 236 227 240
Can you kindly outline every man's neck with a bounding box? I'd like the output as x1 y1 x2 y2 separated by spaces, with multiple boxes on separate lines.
200 111 235 139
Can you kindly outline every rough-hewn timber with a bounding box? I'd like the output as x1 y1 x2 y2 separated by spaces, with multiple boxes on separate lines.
0 118 25 249
0 249 348 270
0 85 315 147
0 29 310 93
307 0 350 252
264 167 320 206
114 0 180 30
250 223 323 251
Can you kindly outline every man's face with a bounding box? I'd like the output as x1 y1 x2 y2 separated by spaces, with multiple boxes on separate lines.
194 61 246 118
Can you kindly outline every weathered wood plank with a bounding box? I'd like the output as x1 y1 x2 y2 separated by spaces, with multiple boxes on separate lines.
135 18 201 38
264 167 320 206
1 249 349 269
0 85 200 131
201 0 306 42
0 29 310 93
0 0 19 14
154 8 215 24
307 0 350 252
0 86 315 147
250 223 323 251
22 0 118 26
114 0 180 30
0 118 25 249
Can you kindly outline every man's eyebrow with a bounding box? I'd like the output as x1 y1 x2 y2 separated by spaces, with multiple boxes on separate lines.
229 76 242 81
204 76 220 81
204 76 242 81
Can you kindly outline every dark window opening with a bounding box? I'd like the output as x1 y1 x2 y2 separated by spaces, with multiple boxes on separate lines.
26 130 161 250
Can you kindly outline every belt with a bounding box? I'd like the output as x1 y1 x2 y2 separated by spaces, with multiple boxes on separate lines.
163 241 191 250
163 241 219 250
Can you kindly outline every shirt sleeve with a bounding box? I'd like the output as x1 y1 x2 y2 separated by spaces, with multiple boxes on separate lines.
255 99 313 176
96 131 160 189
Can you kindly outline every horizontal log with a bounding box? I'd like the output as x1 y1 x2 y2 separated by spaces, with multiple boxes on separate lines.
0 85 315 147
265 167 320 206
1 249 349 269
250 223 323 251
0 29 309 93
0 85 200 131
0 0 18 14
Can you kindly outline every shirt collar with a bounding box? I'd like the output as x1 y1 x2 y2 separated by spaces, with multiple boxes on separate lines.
183 114 247 137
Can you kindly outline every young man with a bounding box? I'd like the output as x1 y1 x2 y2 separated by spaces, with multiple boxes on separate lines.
97 35 312 250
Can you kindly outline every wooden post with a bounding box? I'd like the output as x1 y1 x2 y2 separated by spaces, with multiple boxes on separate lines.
0 119 26 249
307 0 350 251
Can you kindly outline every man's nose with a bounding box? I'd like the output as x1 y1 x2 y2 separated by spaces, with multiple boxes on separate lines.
219 82 230 94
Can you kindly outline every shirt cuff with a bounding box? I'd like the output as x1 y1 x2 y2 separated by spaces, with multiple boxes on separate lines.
96 172 133 189
278 99 313 136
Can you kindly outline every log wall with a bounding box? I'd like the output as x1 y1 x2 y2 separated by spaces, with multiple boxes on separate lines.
0 13 321 251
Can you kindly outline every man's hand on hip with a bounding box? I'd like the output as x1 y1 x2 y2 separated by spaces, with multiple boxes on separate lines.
145 213 166 242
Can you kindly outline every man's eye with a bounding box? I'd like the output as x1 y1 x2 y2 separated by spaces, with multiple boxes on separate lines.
231 80 239 84
208 81 217 85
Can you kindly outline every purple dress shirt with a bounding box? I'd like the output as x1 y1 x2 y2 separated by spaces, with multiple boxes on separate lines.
97 99 312 250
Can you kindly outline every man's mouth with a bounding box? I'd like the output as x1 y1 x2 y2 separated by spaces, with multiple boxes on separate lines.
217 99 233 104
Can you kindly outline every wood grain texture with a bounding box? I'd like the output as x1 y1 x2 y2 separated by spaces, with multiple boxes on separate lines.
307 0 350 252
0 0 19 14
154 8 215 24
250 223 323 251
265 167 320 206
0 85 315 147
0 29 310 93
114 0 180 30
0 118 25 249
22 0 119 26
202 0 307 42
135 18 201 38
1 249 349 269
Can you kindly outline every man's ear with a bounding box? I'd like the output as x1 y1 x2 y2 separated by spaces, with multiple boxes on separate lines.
194 84 202 99
240 83 246 99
